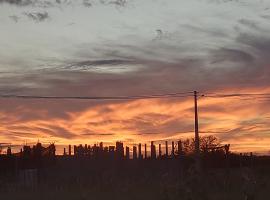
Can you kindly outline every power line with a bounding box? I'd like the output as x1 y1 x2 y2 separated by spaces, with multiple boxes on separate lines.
1 91 269 100
0 92 194 100
204 93 270 99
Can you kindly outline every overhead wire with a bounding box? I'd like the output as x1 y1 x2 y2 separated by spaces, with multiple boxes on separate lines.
203 93 270 100
0 91 194 100
1 91 270 100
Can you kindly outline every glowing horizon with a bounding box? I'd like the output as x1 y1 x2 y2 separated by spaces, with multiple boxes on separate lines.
1 87 269 155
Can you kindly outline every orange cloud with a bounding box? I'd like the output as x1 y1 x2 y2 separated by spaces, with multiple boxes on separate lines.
0 87 270 154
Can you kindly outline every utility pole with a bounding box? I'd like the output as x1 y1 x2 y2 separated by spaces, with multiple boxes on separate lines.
194 91 200 156
194 91 201 171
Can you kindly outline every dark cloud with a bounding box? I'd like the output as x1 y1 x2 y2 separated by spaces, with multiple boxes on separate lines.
211 48 254 64
23 11 49 22
109 0 127 7
97 0 128 7
0 0 33 6
0 54 269 100
261 15 270 19
0 0 66 7
0 0 128 8
82 0 91 7
38 0 54 8
238 19 259 30
62 59 138 71
236 33 270 54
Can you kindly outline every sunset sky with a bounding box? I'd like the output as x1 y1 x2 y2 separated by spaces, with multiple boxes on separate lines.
0 0 270 154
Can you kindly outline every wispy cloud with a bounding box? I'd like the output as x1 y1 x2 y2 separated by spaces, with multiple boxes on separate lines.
23 11 49 22
0 91 270 152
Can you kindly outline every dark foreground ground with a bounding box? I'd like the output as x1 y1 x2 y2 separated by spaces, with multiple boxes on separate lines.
1 156 270 200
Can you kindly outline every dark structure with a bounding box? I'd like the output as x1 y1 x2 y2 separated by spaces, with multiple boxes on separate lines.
7 147 12 156
68 145 71 156
133 146 137 159
0 140 234 170
151 141 156 159
165 141 168 157
116 142 124 159
171 141 175 157
125 146 130 160
158 144 161 158
144 144 147 159
109 146 115 159
138 143 142 159
178 140 183 156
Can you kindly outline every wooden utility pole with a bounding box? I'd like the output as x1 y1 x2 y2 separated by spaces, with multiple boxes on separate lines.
194 91 200 155
194 91 201 172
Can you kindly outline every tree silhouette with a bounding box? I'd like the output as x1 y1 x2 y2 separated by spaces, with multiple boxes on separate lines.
182 135 221 154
